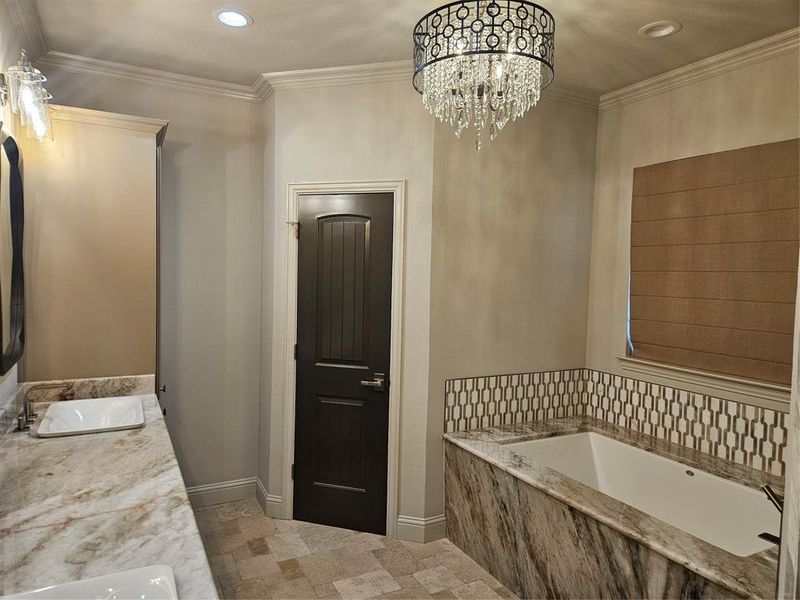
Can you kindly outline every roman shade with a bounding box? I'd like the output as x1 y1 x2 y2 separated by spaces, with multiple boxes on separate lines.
629 139 800 386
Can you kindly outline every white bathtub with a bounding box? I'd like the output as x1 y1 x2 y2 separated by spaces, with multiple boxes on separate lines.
504 432 780 557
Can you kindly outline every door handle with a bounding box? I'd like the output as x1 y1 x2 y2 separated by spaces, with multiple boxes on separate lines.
360 373 386 392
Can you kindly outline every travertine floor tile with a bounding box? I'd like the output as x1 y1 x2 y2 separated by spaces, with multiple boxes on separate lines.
221 577 269 600
379 575 434 599
266 532 312 561
268 576 315 599
236 554 281 581
333 568 400 599
314 582 342 599
195 500 518 600
451 581 502 599
247 537 270 556
413 566 463 594
239 515 278 538
371 546 420 577
278 558 304 580
401 540 449 560
297 551 344 585
332 546 383 577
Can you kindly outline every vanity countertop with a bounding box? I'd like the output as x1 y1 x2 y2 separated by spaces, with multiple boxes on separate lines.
0 394 218 599
445 417 781 600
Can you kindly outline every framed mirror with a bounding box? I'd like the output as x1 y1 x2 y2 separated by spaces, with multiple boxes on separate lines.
0 133 25 375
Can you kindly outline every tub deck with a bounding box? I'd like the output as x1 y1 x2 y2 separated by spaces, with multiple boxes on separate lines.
445 416 782 599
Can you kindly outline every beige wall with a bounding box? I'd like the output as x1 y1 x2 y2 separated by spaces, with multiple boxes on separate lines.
0 0 40 393
41 68 265 489
428 100 598 512
779 254 800 598
20 110 158 380
585 49 800 398
264 79 436 523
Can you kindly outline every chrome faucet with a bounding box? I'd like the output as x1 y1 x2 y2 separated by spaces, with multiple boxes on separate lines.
16 391 36 431
15 383 70 432
757 485 783 546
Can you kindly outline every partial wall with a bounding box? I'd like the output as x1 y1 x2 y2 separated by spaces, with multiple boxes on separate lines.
428 97 599 520
585 32 800 406
264 79 437 533
40 67 266 491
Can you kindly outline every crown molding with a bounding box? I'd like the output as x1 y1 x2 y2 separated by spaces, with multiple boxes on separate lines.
38 51 263 102
262 60 411 91
252 74 274 101
5 0 48 59
600 27 800 111
540 85 599 111
50 104 169 137
36 49 597 111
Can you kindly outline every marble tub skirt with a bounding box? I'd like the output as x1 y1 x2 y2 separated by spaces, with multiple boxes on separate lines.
444 419 780 599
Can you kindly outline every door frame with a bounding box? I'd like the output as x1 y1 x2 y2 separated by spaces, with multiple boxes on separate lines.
282 179 405 537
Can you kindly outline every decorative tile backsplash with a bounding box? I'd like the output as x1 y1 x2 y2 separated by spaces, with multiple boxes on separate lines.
444 369 585 434
444 368 788 477
584 370 786 477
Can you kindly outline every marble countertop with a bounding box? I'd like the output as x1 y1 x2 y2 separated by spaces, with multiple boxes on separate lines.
445 417 781 599
0 394 218 599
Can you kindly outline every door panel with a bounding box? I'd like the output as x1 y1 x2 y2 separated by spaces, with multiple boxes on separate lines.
294 193 393 534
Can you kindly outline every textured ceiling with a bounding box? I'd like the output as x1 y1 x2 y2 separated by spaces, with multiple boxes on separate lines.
33 0 799 95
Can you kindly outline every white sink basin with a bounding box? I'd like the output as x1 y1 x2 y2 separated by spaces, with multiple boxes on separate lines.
6 565 177 599
33 396 145 437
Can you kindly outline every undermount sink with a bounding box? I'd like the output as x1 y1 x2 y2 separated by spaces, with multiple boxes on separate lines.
7 565 177 599
33 396 145 438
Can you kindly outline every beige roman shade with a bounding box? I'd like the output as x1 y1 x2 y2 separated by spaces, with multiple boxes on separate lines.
629 139 800 386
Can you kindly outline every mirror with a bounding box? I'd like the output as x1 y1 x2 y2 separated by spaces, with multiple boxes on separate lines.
0 133 25 376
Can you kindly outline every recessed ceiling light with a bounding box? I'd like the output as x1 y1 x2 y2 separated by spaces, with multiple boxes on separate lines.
214 8 253 28
638 20 682 38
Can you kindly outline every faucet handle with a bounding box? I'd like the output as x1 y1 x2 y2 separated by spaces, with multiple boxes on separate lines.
761 485 784 513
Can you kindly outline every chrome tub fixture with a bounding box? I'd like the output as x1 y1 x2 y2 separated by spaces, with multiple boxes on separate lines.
412 0 555 150
0 50 53 142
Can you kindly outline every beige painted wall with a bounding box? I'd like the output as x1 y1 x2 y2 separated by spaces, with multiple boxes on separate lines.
41 68 265 489
779 254 800 597
20 111 158 380
264 79 436 523
0 0 41 392
585 49 800 400
427 100 598 512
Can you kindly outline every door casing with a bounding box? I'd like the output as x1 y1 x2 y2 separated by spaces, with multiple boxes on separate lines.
281 180 405 536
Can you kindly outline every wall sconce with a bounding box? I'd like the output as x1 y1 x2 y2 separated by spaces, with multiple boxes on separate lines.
0 50 53 142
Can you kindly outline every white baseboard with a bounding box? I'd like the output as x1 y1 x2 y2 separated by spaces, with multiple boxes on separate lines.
186 477 256 507
396 514 446 543
255 477 286 518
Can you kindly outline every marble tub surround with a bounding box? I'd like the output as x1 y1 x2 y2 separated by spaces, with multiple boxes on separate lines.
0 394 217 598
446 443 739 599
445 368 788 476
445 418 781 599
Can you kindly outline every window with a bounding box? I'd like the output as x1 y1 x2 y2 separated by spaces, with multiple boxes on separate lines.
628 139 799 386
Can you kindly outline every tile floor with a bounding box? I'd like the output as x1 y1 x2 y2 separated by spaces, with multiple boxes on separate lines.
194 499 517 600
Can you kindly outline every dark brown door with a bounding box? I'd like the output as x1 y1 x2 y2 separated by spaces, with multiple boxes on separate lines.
294 193 393 534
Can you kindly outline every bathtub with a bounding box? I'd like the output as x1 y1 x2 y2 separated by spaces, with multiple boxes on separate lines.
503 432 780 557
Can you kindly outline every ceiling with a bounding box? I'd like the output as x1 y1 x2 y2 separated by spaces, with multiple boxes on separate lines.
32 0 799 96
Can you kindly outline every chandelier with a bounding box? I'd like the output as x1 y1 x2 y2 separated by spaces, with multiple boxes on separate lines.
0 50 53 142
413 0 555 150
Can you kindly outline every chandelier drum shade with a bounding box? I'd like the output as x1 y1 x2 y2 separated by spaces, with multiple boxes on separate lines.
413 0 555 149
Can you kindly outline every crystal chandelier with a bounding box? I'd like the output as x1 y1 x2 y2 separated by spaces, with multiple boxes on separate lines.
413 1 555 150
0 50 54 142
